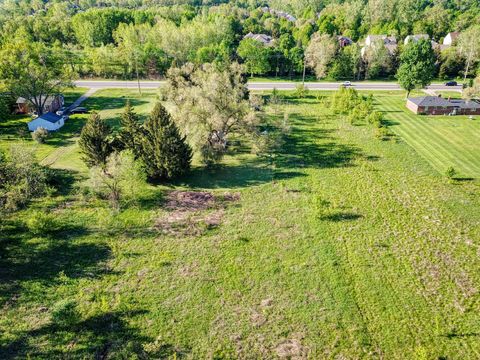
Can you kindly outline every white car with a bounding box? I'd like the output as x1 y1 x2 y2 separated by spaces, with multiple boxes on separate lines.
342 81 352 87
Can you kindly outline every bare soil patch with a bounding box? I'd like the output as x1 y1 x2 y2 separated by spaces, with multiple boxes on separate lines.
155 191 240 236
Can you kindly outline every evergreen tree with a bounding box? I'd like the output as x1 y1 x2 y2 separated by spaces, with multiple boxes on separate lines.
118 101 142 155
79 112 113 168
139 103 192 180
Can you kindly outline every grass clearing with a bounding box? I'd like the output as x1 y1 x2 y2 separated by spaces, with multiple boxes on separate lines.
1 90 480 358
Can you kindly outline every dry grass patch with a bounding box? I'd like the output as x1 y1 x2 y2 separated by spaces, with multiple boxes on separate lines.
154 191 240 236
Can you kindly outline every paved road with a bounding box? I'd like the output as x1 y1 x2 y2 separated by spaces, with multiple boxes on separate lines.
74 80 463 92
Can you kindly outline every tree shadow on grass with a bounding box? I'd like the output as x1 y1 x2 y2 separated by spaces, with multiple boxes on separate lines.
274 112 365 169
320 212 363 222
0 309 190 359
85 96 149 114
171 159 306 189
0 219 112 306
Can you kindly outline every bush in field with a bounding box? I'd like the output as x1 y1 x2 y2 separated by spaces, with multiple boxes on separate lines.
51 299 80 327
445 166 456 179
89 150 146 210
331 87 360 114
367 111 384 128
31 127 49 143
0 146 48 211
375 127 390 140
294 83 309 98
26 210 58 235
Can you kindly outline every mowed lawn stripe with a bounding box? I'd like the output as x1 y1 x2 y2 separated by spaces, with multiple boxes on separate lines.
376 94 480 177
381 96 480 174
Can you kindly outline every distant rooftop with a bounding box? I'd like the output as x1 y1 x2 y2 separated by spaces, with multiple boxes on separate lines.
408 96 480 108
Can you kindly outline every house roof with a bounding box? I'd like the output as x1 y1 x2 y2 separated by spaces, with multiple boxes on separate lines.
244 32 274 45
407 96 452 107
35 112 63 123
408 96 480 109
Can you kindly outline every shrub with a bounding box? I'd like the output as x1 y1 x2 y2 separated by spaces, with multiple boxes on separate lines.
445 166 456 179
51 299 80 327
375 127 390 140
25 210 58 235
294 83 309 98
31 127 49 143
367 111 384 128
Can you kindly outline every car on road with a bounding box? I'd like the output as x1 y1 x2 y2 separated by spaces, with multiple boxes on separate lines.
70 107 88 114
445 81 458 86
342 81 352 87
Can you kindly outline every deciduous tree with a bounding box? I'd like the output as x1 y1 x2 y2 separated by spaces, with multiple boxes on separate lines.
396 39 436 97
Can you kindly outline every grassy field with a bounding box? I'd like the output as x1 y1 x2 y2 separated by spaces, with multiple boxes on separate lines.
374 92 480 178
1 90 480 358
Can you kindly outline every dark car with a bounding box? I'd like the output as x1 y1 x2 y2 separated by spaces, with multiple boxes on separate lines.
445 81 458 86
70 107 88 114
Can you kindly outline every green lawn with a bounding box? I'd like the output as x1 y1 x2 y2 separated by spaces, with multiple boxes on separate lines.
1 91 480 358
374 92 480 178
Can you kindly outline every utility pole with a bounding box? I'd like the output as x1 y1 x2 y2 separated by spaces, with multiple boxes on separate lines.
134 50 142 96
302 52 306 85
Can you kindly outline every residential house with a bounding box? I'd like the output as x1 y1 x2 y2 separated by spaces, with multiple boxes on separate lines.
260 7 296 22
27 112 68 131
404 34 429 45
244 32 274 46
16 94 64 114
362 35 398 56
406 96 480 115
443 31 460 46
338 36 353 48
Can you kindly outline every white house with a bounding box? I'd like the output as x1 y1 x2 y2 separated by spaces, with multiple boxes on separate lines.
27 112 67 132
443 31 460 46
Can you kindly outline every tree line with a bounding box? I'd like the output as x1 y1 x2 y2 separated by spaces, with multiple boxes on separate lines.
0 0 478 82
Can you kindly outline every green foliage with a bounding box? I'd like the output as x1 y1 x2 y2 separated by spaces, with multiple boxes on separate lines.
51 299 80 327
294 83 309 98
0 33 74 116
25 211 58 235
164 62 257 165
89 150 146 210
118 101 142 155
139 103 192 180
445 166 456 179
396 39 436 96
331 87 360 114
0 146 48 211
31 127 49 144
79 112 113 168
237 38 271 77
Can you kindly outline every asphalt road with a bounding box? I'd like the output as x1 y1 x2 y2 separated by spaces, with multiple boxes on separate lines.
74 80 463 92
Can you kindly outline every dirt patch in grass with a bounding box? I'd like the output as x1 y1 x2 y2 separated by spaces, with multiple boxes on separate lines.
155 191 240 236
275 338 308 359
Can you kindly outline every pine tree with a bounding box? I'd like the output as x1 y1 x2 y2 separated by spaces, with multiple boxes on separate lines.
79 112 113 168
140 103 192 180
118 101 142 155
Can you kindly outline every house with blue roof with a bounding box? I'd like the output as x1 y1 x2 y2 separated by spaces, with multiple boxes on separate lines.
27 112 68 132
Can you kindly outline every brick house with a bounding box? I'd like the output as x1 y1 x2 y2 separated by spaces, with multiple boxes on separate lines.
406 96 480 115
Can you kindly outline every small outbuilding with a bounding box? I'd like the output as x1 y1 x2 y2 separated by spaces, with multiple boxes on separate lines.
27 112 67 132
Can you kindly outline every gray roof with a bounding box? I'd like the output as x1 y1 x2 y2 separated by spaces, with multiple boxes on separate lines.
408 96 480 108
37 112 63 123
408 96 452 107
